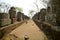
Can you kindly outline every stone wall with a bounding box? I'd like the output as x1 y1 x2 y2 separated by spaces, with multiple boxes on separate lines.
32 8 46 22
52 0 60 26
40 8 46 22
45 6 56 25
0 13 9 19
0 13 11 27
17 12 23 21
47 0 60 26
24 15 30 20
17 12 30 21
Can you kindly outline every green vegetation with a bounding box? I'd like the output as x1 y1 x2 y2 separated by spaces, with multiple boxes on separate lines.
15 7 23 12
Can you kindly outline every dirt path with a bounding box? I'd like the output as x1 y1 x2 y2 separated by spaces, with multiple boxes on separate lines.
1 19 48 40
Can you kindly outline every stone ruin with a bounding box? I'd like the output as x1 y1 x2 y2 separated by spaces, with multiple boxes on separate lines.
9 7 17 24
32 8 46 22
0 13 11 27
17 12 24 21
47 0 60 26
17 12 29 21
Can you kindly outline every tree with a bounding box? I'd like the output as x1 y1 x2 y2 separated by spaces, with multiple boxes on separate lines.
15 7 23 12
40 0 50 6
0 3 10 13
29 0 50 18
29 10 35 18
0 3 2 13
40 0 49 4
30 0 48 13
33 0 39 12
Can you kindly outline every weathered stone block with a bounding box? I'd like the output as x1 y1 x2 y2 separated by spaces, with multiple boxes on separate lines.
0 13 9 19
0 19 11 27
17 12 23 21
9 7 16 19
11 18 17 24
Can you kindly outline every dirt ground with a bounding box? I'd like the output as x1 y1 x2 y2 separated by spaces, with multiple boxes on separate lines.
1 19 48 40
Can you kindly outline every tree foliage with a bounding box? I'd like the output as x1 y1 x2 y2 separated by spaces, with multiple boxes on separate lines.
0 3 10 13
30 10 35 14
40 0 49 4
29 0 50 18
33 0 39 12
15 7 23 12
